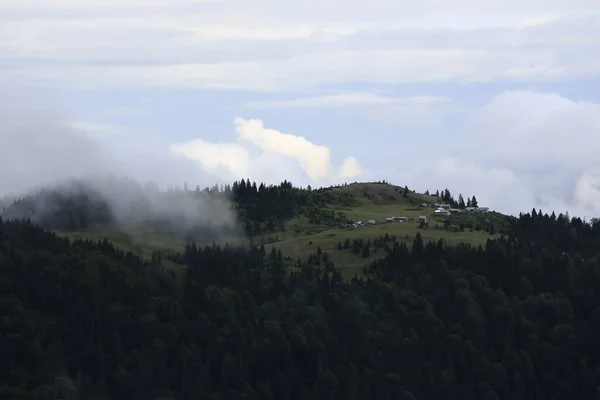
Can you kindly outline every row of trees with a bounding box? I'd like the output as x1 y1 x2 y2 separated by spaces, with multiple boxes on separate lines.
425 189 479 209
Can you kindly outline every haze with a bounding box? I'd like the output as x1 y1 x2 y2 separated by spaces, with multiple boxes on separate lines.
1 0 599 218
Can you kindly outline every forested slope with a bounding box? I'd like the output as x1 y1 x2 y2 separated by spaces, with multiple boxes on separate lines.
2 208 600 399
2 178 514 274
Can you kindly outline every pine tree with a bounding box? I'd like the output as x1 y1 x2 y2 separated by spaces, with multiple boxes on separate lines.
444 189 451 203
361 245 370 258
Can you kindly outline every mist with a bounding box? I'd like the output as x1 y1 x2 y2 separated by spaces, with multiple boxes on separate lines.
0 92 239 241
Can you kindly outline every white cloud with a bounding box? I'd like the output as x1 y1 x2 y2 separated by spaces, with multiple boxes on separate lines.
233 118 336 180
461 90 600 172
10 46 600 91
1 2 598 91
2 0 588 15
99 106 148 117
574 170 600 213
0 100 120 195
0 93 222 196
244 93 449 109
406 90 600 217
170 139 250 178
337 156 365 179
0 0 226 10
69 121 125 137
170 117 364 183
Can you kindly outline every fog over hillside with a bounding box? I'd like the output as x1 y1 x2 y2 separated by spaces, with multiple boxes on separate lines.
0 94 237 236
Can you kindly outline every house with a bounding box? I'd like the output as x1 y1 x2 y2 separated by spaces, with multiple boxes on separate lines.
367 220 377 225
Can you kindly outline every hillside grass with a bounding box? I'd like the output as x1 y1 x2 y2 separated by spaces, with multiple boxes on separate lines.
263 183 508 278
56 182 513 278
57 225 190 275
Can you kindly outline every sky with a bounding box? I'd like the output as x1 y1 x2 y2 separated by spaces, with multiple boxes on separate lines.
1 0 600 218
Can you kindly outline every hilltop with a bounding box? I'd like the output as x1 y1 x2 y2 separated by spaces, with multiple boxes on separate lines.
262 182 512 276
0 178 514 277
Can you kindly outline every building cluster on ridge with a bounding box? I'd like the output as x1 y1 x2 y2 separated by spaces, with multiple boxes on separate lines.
340 202 490 230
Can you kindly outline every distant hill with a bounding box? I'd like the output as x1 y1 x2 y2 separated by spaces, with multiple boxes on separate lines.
1 177 517 276
263 182 514 277
1 176 237 237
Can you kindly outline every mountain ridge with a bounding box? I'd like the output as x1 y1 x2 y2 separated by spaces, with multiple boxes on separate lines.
1 177 519 276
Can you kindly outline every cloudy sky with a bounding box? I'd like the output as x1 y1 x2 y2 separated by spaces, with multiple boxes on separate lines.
1 0 599 217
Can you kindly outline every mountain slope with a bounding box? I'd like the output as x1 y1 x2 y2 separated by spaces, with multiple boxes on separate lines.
5 180 514 276
264 182 512 276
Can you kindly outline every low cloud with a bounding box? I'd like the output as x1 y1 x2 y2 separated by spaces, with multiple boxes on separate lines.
0 98 119 195
0 94 237 236
170 139 250 179
401 90 600 218
171 117 364 183
573 170 600 214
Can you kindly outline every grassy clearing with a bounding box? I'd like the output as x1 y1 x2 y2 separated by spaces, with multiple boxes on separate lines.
58 225 184 255
265 219 496 279
56 225 251 276
263 183 510 278
57 225 189 275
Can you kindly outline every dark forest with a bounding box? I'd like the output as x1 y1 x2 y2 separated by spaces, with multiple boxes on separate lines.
2 179 600 399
